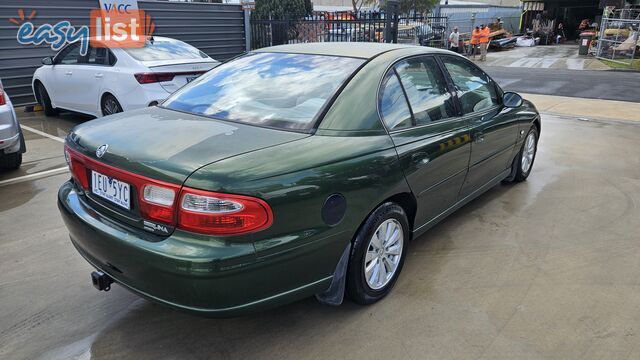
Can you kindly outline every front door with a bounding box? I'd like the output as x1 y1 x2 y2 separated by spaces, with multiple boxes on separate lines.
49 42 83 110
439 55 519 197
380 56 471 229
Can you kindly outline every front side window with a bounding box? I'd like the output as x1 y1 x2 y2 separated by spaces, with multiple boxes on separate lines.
56 43 81 65
124 39 210 62
442 57 499 114
394 57 455 125
163 52 365 131
379 71 413 131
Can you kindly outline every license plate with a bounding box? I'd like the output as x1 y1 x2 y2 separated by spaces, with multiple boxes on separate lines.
186 75 199 83
91 170 131 210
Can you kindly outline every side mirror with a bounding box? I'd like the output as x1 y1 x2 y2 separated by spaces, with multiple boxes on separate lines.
503 92 523 108
42 57 53 66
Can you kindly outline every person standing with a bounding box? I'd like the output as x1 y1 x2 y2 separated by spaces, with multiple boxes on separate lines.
479 24 491 61
449 27 460 53
471 26 481 59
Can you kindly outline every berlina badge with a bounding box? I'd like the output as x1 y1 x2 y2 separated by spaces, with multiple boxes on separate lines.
96 144 109 158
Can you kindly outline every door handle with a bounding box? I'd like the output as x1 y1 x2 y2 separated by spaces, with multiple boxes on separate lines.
474 132 485 143
411 152 430 166
95 73 104 79
65 71 73 76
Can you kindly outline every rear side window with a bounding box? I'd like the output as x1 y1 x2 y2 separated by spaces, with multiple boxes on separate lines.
394 57 455 125
124 39 209 61
379 71 413 131
163 52 365 131
441 57 499 114
83 47 109 65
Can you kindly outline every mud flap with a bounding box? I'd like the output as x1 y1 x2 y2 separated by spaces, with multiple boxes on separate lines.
315 243 351 306
504 154 518 182
19 128 26 154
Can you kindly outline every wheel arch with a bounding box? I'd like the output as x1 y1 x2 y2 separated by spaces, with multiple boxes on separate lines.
533 116 541 134
99 91 123 115
351 191 418 246
100 91 119 105
316 190 418 306
32 79 44 104
382 192 417 236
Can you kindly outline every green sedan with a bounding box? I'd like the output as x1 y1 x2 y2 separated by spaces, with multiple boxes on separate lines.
58 43 540 316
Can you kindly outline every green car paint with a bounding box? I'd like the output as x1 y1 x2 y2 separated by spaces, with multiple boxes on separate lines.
58 43 540 316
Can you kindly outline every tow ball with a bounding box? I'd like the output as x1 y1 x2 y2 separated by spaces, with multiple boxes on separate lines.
91 271 114 291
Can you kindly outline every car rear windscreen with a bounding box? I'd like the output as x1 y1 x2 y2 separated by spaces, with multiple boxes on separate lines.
124 39 209 61
162 52 365 131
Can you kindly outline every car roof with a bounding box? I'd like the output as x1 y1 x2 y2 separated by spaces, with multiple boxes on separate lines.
253 43 453 59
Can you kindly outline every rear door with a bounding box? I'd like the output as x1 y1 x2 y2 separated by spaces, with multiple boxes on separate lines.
67 46 112 114
382 55 471 229
439 55 519 197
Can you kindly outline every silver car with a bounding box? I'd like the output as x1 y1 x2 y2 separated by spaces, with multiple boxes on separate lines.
0 79 25 170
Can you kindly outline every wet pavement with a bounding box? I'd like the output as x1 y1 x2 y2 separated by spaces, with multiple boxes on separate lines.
484 66 640 103
476 44 611 71
2 111 640 359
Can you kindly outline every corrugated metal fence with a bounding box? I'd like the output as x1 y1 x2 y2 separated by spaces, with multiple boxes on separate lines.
0 0 246 106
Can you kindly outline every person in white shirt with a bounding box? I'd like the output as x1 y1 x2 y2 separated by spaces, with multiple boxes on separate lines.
449 27 460 53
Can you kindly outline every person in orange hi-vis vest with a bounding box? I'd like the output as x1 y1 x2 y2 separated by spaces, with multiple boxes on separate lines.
471 26 481 59
479 24 491 61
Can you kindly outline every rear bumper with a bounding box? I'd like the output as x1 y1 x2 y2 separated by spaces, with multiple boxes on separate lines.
120 84 171 112
58 181 338 317
0 104 22 154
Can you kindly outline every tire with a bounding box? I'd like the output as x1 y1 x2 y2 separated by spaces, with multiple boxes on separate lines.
346 202 410 305
36 83 59 117
0 152 22 171
507 126 539 183
101 94 123 116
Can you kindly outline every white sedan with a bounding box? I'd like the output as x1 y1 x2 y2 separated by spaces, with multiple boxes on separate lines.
32 37 220 117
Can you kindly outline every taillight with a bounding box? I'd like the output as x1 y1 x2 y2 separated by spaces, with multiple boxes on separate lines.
134 72 175 84
65 146 89 189
63 146 273 235
134 71 207 84
0 83 6 106
139 184 176 224
178 188 273 235
143 185 175 206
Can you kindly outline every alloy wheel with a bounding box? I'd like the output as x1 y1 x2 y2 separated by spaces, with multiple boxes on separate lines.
364 218 404 290
521 132 536 173
102 97 121 115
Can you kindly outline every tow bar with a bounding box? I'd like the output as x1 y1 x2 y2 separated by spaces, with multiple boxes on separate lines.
91 271 114 291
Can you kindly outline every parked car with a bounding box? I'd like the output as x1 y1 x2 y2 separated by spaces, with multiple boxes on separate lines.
59 43 540 317
33 37 220 118
0 79 26 170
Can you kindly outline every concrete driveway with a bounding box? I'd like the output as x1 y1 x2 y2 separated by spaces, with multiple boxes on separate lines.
476 44 611 71
1 108 640 359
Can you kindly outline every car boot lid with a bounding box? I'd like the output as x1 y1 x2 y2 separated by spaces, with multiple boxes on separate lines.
67 106 310 184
